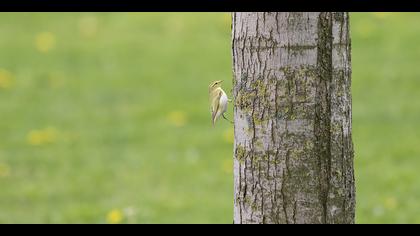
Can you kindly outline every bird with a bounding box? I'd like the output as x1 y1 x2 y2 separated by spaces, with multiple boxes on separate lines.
208 80 233 126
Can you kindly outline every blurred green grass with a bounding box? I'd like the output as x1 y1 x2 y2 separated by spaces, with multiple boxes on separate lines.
351 12 420 224
0 12 419 224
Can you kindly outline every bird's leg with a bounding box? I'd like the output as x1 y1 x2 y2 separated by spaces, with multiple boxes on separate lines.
222 113 234 124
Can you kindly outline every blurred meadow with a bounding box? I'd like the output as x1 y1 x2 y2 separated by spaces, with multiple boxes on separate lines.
0 12 419 223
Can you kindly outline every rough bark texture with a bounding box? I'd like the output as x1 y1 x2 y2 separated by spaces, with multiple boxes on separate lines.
232 12 355 224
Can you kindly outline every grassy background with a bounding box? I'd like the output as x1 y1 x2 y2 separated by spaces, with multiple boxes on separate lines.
0 12 418 223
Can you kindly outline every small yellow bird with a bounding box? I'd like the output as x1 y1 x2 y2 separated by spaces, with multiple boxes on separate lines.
209 80 232 126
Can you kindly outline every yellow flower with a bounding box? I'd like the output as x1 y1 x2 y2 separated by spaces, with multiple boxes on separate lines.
27 127 59 146
48 72 65 89
222 159 233 174
167 111 188 127
106 209 124 224
372 12 390 19
165 16 184 34
356 21 374 39
79 15 98 38
0 69 13 89
223 127 234 144
221 13 231 27
0 163 10 177
35 32 56 53
384 197 398 210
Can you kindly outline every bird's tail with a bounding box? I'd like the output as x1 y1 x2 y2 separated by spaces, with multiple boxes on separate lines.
212 111 218 127
212 116 217 127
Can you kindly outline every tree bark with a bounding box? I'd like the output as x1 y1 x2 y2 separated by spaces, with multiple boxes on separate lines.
232 12 355 224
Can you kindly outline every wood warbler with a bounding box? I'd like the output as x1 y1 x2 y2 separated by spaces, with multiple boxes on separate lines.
209 80 232 126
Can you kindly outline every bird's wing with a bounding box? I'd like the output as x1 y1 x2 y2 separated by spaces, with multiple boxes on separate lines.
211 90 222 125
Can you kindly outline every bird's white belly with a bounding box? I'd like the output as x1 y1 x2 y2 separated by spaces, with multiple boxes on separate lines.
219 91 228 113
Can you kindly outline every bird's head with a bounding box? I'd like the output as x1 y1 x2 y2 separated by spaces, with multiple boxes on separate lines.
209 80 223 90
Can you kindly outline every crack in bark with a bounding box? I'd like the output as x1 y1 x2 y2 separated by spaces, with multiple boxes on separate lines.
238 161 243 224
281 169 289 224
293 200 298 224
316 12 333 224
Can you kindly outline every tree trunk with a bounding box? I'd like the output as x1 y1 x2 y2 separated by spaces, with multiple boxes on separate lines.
232 12 355 224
